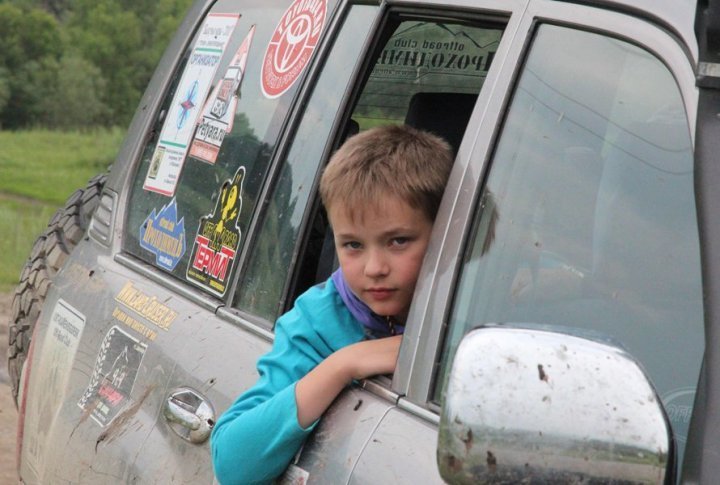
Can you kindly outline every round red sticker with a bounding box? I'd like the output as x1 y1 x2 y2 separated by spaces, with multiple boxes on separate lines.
261 0 327 99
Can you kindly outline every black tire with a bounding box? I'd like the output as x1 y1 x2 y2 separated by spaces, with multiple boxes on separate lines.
8 172 107 406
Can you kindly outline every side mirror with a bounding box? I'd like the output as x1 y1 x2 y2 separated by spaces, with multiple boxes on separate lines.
437 326 672 483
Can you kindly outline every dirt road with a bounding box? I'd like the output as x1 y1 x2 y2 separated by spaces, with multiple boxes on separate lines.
0 291 19 482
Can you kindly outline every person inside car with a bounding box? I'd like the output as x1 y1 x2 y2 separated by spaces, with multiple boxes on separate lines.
211 124 454 484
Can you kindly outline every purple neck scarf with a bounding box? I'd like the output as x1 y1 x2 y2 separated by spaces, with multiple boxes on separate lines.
331 268 405 336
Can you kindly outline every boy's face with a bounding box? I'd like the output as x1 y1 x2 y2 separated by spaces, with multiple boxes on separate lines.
330 195 433 322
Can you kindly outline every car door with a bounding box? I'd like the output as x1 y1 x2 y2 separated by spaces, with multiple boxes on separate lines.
366 1 701 483
113 0 365 482
126 1 383 482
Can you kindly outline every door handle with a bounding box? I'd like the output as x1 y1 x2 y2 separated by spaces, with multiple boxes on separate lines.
163 387 215 444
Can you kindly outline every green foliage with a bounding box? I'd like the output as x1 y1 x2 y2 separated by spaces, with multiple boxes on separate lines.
0 67 9 114
0 0 193 130
0 3 63 128
66 0 194 126
36 55 109 129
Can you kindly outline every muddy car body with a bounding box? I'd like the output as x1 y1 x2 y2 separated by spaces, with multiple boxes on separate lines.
12 0 720 482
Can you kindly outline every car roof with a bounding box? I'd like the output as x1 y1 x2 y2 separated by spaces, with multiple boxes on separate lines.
558 0 698 60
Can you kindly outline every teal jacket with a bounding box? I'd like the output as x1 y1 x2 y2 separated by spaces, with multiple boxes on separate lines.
211 279 365 485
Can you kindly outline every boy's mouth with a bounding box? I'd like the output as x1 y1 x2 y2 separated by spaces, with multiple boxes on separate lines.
365 288 395 301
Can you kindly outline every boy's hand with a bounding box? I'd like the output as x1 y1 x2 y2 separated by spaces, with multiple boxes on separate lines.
340 335 402 380
295 335 402 428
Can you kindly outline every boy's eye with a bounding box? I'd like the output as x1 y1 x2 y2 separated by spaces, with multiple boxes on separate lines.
343 241 362 250
391 237 411 247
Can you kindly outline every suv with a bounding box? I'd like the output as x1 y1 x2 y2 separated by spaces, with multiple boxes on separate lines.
10 0 718 482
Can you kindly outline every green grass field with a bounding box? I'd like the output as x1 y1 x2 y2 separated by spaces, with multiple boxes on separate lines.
0 129 125 290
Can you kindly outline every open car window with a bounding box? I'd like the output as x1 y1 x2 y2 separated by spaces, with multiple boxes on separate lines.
234 9 505 323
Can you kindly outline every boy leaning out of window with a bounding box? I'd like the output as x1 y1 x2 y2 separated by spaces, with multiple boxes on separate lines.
211 124 454 485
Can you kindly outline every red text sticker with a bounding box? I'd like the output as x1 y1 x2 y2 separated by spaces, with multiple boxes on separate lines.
261 0 326 99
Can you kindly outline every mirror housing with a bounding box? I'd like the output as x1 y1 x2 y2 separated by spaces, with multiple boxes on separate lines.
437 326 672 483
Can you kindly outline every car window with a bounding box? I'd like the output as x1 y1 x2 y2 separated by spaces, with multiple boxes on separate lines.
123 0 336 297
234 10 505 322
435 24 703 465
233 5 378 322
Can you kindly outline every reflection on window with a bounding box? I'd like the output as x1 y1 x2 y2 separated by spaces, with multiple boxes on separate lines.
437 25 703 464
354 21 501 130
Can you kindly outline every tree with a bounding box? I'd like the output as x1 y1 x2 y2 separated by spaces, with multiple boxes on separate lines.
34 55 109 129
0 4 63 128
0 0 193 129
66 0 193 127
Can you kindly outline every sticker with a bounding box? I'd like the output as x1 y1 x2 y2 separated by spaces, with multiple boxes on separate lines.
371 24 500 82
139 197 187 270
189 25 256 164
115 281 179 331
186 166 245 296
77 326 148 427
25 299 86 473
112 307 158 341
278 464 309 485
261 0 326 99
144 13 240 196
662 387 695 444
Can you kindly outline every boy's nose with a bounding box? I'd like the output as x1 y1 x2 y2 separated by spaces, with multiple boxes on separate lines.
364 249 389 278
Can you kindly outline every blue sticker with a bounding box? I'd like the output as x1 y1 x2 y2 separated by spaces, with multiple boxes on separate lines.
139 198 186 270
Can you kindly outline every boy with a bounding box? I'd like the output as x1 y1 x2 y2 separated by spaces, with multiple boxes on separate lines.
211 124 454 484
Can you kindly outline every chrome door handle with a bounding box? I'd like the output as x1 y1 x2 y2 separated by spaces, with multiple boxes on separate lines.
163 387 215 444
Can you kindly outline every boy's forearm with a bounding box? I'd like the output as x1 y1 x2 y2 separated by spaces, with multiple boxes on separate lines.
295 337 401 428
295 351 352 428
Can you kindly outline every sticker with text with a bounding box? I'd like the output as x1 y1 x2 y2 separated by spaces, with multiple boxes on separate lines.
190 25 256 164
261 0 326 99
186 166 245 296
25 299 86 473
77 326 148 427
144 13 240 196
114 280 179 333
139 197 186 270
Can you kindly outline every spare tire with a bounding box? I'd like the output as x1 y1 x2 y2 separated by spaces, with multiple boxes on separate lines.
7 172 107 406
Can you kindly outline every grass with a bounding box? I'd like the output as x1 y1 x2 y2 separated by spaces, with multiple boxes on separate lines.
0 129 125 290
0 128 124 205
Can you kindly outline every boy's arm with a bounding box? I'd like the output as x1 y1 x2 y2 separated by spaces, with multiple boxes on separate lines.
211 282 370 485
295 335 402 428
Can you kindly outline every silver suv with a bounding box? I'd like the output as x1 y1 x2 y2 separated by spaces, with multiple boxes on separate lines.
10 0 718 482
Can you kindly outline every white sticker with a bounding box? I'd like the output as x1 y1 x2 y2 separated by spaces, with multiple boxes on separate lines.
24 299 86 475
278 464 310 485
261 0 326 99
189 25 256 164
144 13 240 196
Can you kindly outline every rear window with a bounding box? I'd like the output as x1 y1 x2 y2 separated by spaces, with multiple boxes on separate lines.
123 0 336 297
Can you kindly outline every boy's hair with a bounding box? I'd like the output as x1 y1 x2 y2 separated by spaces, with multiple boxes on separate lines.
320 124 454 222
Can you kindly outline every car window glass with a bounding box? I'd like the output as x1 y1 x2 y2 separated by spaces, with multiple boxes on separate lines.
123 0 336 298
234 12 505 322
234 5 378 322
435 24 703 465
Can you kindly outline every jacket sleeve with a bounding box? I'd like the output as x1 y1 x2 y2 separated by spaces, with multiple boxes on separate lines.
210 283 363 485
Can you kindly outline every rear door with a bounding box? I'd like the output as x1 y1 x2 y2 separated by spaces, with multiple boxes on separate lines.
116 0 363 481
